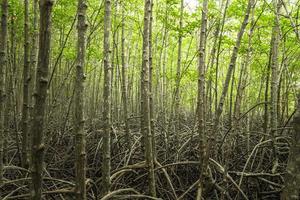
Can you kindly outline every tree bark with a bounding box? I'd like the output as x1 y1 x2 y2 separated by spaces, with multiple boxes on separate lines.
173 0 184 147
30 0 54 199
21 0 30 168
74 0 87 199
149 0 155 156
121 2 131 151
0 0 8 186
29 0 39 120
196 0 208 198
141 0 156 196
102 0 112 196
270 0 281 173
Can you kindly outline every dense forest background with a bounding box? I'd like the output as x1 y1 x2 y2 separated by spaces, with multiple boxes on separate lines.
0 0 300 199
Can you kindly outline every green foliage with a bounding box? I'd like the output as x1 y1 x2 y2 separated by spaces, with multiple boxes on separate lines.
8 0 299 114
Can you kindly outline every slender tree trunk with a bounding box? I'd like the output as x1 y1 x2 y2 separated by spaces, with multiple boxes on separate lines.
207 3 222 121
74 0 87 199
141 0 156 196
228 67 235 127
110 2 116 123
270 0 281 173
30 0 54 199
149 0 155 156
9 15 22 165
215 0 229 113
27 0 38 168
21 0 30 168
112 4 121 124
196 0 208 198
0 0 8 186
234 12 255 127
29 0 39 120
121 2 131 151
234 6 255 153
214 0 252 133
89 64 97 120
173 0 184 147
162 44 167 118
102 0 112 196
161 6 169 157
3 39 11 165
263 40 273 135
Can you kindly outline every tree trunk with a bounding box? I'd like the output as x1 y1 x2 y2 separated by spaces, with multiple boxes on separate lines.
228 67 235 127
161 2 169 157
102 0 112 196
21 0 30 168
0 0 8 186
30 0 54 199
214 0 253 134
141 0 156 196
196 0 208 198
270 0 281 173
173 0 184 147
149 0 155 156
29 0 39 120
9 15 22 166
215 0 229 113
233 29 254 149
121 2 131 151
74 0 87 199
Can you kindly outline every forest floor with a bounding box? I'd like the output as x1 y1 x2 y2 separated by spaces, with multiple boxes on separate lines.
1 116 291 200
